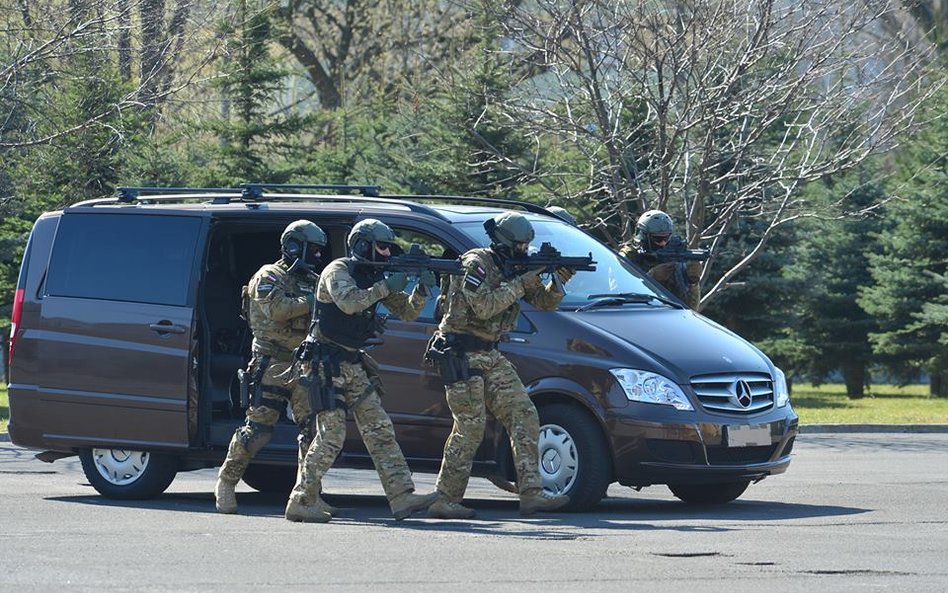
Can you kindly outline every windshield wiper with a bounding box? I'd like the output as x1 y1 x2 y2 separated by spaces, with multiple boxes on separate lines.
575 292 683 312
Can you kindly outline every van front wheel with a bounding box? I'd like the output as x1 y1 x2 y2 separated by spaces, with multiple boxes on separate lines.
79 448 178 500
537 403 612 512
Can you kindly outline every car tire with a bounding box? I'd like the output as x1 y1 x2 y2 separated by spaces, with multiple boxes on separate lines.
241 464 295 494
668 480 750 505
79 448 178 500
537 403 612 512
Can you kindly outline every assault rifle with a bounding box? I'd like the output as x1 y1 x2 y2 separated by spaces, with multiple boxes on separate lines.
361 243 464 276
651 236 710 263
503 241 597 291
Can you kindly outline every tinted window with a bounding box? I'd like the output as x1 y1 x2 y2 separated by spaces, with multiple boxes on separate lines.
47 213 202 306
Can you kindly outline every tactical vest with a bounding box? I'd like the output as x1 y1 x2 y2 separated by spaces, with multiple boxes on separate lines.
317 260 383 349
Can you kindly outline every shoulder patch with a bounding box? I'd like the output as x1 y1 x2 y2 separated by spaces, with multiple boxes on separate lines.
463 273 483 292
256 283 275 297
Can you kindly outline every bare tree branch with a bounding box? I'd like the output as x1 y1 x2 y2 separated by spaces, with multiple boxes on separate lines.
478 0 944 310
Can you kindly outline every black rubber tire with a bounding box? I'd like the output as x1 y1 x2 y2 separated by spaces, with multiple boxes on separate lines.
241 464 296 494
78 448 178 500
668 480 750 505
537 403 612 512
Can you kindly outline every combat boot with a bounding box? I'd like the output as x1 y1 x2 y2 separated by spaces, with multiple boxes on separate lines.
285 498 332 523
214 478 238 514
427 497 477 520
390 490 440 520
519 490 570 516
313 496 339 517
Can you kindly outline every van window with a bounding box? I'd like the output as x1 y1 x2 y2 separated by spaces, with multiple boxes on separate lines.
46 213 202 306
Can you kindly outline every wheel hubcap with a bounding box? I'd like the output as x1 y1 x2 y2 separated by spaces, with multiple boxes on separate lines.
538 423 577 495
92 448 149 486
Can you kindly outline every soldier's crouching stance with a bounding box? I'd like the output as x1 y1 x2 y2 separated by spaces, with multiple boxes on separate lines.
215 220 328 514
285 219 439 523
425 211 572 519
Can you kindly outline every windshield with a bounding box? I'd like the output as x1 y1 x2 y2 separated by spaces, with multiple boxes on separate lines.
455 217 665 308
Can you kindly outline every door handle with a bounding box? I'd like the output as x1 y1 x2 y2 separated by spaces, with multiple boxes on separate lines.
149 322 187 335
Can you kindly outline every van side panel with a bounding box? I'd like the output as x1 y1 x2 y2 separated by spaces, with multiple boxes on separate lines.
31 298 193 449
9 211 202 452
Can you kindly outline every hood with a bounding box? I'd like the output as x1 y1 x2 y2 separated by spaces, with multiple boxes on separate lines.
569 307 773 380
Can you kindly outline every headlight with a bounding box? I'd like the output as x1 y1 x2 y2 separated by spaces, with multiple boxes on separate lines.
609 368 694 411
774 367 790 407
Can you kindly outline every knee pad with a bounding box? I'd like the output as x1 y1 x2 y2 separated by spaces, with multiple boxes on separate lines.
237 420 274 456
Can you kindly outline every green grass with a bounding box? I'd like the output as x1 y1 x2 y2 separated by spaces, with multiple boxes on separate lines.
1 384 7 433
792 383 948 425
1 383 945 433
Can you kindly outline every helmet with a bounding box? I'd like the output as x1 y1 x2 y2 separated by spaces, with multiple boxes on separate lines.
348 218 397 261
281 220 327 271
485 211 535 259
634 210 675 252
547 206 577 226
484 211 535 253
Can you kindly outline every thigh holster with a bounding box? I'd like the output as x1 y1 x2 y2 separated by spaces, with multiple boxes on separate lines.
425 333 488 385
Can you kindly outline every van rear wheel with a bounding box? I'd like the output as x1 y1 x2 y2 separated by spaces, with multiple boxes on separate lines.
668 480 750 505
537 403 612 512
79 448 178 500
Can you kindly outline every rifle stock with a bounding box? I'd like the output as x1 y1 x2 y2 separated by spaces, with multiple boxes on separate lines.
361 243 464 276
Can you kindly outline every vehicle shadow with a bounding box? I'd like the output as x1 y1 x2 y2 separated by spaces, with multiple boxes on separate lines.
46 487 870 537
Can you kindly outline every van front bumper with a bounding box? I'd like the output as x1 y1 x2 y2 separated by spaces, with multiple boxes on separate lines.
605 413 799 487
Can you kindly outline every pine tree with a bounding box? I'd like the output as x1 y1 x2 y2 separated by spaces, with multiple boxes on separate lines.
858 88 948 396
203 0 314 185
782 168 885 397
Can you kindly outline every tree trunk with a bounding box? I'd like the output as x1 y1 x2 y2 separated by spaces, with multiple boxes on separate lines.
931 371 948 398
842 362 866 399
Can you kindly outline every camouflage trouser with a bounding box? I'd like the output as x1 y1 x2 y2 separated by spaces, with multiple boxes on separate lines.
435 349 541 503
218 360 318 488
289 359 414 505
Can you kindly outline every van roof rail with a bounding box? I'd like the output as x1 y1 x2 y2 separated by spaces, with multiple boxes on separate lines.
68 185 557 220
117 187 241 202
241 183 380 199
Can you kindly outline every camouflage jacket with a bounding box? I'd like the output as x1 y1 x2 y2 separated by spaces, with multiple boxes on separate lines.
618 244 700 309
313 258 428 349
438 247 564 342
244 259 317 357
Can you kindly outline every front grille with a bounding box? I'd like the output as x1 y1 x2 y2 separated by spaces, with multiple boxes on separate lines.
707 443 778 465
690 372 774 414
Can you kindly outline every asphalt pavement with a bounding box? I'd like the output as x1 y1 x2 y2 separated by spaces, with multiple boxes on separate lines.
3 432 948 593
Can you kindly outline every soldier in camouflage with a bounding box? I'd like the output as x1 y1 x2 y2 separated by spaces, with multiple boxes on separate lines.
284 218 440 523
424 211 572 519
619 209 702 309
215 220 328 514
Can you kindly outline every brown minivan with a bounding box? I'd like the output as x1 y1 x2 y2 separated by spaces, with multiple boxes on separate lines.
7 186 798 511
